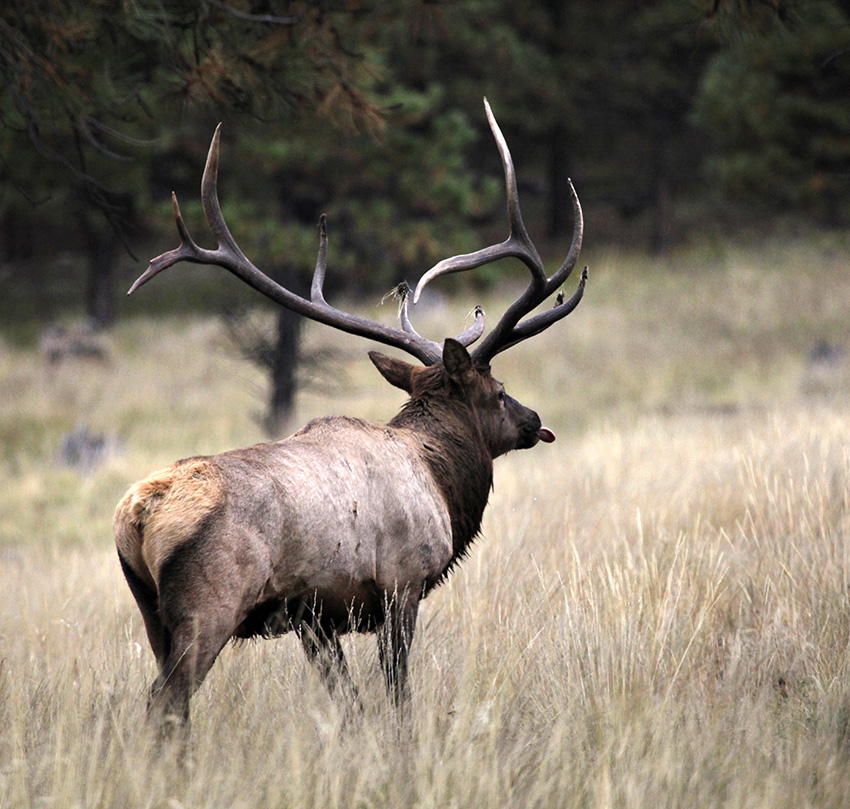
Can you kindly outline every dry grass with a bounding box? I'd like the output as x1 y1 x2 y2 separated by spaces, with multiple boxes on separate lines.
2 237 850 807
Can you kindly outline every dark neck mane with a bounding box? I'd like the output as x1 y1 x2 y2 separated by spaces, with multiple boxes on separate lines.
388 380 493 585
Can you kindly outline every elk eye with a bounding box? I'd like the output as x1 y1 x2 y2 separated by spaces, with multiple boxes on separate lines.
498 390 506 404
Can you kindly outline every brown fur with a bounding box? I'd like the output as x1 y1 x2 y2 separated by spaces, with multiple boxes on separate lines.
388 367 493 573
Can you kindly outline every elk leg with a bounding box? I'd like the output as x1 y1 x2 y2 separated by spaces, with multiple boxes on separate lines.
377 589 420 708
299 622 359 703
148 599 240 735
147 615 232 736
118 554 170 666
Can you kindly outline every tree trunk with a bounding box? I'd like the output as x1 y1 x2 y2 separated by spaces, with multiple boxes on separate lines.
547 122 573 238
267 305 303 437
85 230 118 329
2 211 34 261
544 0 572 239
266 264 307 437
649 113 673 255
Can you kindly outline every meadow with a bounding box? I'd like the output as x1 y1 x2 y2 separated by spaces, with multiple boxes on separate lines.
2 235 850 807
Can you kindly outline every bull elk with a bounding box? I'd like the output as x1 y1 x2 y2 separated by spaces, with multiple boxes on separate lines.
115 100 587 730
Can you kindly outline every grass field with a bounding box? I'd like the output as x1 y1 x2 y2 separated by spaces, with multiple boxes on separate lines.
2 237 850 807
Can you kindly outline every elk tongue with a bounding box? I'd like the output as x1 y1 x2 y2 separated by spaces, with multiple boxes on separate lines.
537 427 556 444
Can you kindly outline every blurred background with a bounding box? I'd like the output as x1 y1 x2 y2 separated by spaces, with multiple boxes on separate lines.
1 0 849 439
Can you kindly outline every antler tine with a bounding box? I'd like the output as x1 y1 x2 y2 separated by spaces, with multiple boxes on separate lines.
456 305 486 345
129 126 490 367
396 282 417 334
127 192 202 294
491 267 588 354
128 125 245 296
542 178 583 296
311 214 329 304
471 170 585 363
410 99 586 365
201 125 251 265
397 283 484 349
413 99 546 306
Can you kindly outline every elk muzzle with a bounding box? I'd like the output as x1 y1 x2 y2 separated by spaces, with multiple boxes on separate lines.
508 395 556 450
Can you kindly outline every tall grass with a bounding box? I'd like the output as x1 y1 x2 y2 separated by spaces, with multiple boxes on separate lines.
2 238 850 807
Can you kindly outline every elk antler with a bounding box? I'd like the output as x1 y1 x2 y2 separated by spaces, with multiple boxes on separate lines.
129 125 484 366
414 98 587 364
131 100 585 367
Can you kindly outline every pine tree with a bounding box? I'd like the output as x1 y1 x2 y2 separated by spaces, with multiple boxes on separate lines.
0 0 384 325
693 0 850 224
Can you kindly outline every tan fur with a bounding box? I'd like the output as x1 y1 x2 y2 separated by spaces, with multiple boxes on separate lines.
114 458 223 591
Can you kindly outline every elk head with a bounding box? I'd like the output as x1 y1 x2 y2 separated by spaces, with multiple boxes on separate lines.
369 338 556 457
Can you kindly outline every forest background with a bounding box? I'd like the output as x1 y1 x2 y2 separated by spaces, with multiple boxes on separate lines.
3 0 850 433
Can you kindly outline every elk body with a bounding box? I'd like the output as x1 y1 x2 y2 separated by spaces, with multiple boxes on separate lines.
115 101 587 729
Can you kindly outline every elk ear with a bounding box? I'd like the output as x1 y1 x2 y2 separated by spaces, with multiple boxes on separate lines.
369 351 416 393
442 338 477 388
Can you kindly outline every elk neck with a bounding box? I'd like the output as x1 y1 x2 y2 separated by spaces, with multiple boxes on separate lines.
388 387 494 572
